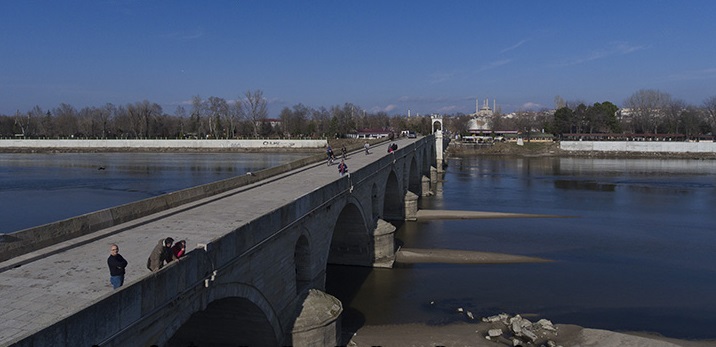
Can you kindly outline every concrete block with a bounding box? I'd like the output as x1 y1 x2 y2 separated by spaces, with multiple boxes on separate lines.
488 328 503 337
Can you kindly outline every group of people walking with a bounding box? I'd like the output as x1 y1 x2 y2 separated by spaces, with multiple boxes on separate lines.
106 237 186 289
326 142 373 176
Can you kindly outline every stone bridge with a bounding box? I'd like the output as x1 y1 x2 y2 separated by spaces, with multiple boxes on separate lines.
0 124 447 346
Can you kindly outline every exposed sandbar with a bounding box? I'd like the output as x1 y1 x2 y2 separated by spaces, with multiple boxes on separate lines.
395 248 552 264
416 209 571 220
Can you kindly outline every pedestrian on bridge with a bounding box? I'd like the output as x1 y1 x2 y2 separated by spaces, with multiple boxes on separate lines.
338 159 348 176
171 240 186 259
364 142 370 154
107 243 127 289
147 237 176 271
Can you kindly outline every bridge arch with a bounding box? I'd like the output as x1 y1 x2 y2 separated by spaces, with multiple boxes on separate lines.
371 182 381 221
165 283 282 347
383 170 403 222
327 200 371 266
408 155 421 195
294 232 312 294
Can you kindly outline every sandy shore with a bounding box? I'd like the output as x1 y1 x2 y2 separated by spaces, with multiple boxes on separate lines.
349 248 716 346
346 321 716 347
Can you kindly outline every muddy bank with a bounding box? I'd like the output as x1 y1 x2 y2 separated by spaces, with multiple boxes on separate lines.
346 321 716 347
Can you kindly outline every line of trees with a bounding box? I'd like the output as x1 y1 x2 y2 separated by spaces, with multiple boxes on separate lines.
4 88 716 140
443 90 716 140
0 89 434 139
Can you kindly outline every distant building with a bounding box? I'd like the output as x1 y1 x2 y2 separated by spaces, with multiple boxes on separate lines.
468 97 496 132
349 128 393 139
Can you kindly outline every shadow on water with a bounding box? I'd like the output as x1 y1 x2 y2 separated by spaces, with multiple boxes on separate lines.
325 221 406 345
326 264 371 344
554 179 616 191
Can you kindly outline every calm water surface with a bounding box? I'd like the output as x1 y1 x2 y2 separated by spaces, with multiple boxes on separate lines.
0 152 310 233
328 156 716 340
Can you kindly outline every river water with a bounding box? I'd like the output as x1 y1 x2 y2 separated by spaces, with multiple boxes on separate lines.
0 152 310 233
2 153 715 339
328 156 716 340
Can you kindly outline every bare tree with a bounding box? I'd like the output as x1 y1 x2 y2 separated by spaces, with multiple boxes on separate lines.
445 113 471 135
311 107 331 137
27 105 47 137
279 103 310 137
240 90 268 137
98 103 115 139
77 107 95 137
704 96 716 137
329 103 358 137
661 99 687 134
127 100 162 138
190 95 207 137
53 103 79 137
13 110 29 137
624 89 671 134
207 96 229 138
174 105 187 137
681 106 705 140
229 100 246 138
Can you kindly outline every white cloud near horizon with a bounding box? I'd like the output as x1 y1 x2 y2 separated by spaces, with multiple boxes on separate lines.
519 101 545 111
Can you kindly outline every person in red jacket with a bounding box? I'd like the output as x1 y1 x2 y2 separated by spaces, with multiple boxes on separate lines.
172 240 186 259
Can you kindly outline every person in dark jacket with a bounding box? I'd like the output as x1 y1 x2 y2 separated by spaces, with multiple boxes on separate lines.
107 243 128 289
147 237 175 271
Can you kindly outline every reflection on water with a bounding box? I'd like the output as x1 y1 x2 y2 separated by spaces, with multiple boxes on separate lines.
554 179 616 191
327 156 716 340
0 152 310 233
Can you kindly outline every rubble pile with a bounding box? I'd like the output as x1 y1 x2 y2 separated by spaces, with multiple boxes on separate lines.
480 313 561 347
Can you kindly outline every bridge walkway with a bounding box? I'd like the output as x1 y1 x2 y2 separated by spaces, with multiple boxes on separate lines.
0 138 417 345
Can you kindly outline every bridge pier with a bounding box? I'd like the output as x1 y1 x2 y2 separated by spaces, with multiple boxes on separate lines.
372 219 396 268
421 175 431 196
291 289 342 346
404 191 419 221
430 166 438 186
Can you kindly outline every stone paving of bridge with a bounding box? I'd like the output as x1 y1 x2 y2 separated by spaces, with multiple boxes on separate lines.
0 138 416 345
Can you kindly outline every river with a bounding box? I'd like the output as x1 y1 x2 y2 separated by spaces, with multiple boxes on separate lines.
2 153 715 340
0 152 311 233
328 155 716 340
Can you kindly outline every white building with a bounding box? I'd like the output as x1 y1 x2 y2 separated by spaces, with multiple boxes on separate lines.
468 97 496 132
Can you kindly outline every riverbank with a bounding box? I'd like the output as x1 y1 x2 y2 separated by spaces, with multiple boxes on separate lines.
447 141 716 160
346 321 716 347
447 142 716 160
0 138 328 153
346 248 716 346
0 138 382 153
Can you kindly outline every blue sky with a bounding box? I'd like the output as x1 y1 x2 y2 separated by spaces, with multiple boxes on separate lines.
1 1 715 117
